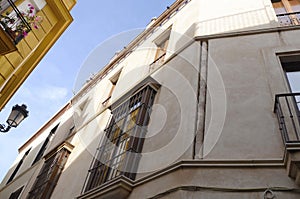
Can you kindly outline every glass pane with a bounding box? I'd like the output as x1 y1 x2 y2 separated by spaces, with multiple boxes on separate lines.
125 108 139 132
287 71 300 109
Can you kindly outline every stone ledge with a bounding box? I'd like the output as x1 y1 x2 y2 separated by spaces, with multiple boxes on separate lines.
77 176 134 199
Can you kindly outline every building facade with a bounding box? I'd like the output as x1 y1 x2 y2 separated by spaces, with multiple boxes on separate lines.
0 0 76 110
1 0 300 198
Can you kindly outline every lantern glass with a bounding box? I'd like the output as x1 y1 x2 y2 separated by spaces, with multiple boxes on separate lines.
6 104 29 128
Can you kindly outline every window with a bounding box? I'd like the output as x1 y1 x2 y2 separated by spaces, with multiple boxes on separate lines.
102 70 121 106
7 148 31 184
153 27 171 65
149 27 171 72
83 85 157 193
69 125 75 136
9 186 24 199
31 124 59 165
272 0 300 26
27 144 71 199
280 55 300 110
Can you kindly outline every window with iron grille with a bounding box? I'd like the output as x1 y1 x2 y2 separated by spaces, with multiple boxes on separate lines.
274 55 300 143
83 85 157 193
27 147 71 199
280 55 300 110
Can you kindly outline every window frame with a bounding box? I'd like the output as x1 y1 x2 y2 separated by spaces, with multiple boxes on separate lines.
102 69 122 106
152 26 172 65
27 142 73 199
280 55 300 110
83 83 158 193
8 186 24 199
7 148 31 184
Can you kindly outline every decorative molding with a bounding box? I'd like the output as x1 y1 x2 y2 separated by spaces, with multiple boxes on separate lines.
194 24 300 41
44 141 74 160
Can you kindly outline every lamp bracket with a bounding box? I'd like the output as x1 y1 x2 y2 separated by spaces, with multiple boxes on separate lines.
0 124 11 133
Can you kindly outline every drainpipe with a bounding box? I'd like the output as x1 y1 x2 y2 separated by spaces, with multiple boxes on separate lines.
194 40 208 159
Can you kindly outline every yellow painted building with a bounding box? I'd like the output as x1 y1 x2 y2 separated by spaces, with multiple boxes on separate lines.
0 0 76 110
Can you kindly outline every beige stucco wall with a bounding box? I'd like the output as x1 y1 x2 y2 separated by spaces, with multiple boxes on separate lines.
2 0 300 198
202 30 300 160
128 167 298 199
0 107 68 198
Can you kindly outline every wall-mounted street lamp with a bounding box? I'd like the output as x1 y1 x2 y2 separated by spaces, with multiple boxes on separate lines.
0 104 29 133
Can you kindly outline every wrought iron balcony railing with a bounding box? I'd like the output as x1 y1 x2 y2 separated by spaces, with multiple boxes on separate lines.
0 0 31 44
274 93 300 143
276 12 300 26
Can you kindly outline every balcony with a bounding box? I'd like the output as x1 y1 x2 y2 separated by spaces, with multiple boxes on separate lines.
274 93 300 143
0 0 32 55
276 12 300 26
149 52 166 72
274 93 300 184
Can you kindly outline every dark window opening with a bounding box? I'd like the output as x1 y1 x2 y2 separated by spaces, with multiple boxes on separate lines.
9 186 24 199
280 55 300 110
7 148 31 184
31 124 59 165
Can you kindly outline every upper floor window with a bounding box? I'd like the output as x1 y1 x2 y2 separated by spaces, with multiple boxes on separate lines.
9 186 24 199
83 84 157 193
31 124 59 165
102 70 121 106
274 55 300 143
7 148 31 184
280 55 300 110
152 27 171 66
272 0 300 26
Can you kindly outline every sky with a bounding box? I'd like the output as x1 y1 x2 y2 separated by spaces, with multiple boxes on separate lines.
0 0 175 182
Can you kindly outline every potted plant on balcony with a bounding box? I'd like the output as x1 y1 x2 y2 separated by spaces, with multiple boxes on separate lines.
0 3 42 44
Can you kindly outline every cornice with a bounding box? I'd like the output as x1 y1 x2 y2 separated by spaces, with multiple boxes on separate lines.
194 24 300 41
133 159 285 187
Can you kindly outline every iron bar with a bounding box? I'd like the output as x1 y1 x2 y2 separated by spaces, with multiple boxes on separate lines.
0 0 32 44
274 93 300 143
